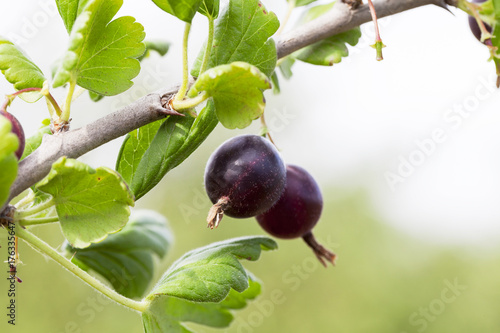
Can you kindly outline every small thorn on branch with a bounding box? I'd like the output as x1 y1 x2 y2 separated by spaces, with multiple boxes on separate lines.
160 94 185 117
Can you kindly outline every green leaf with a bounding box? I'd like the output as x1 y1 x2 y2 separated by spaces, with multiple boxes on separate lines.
279 56 295 79
147 236 276 301
89 40 169 103
188 62 270 129
191 0 279 78
0 116 19 207
64 210 173 298
142 236 277 333
294 0 318 6
117 100 218 200
137 40 171 61
151 0 203 23
294 2 361 66
198 0 219 19
88 91 104 102
36 157 135 248
271 71 280 94
294 28 361 66
492 0 500 20
55 0 91 33
21 121 51 160
53 0 146 96
0 37 45 102
116 118 164 190
143 275 261 333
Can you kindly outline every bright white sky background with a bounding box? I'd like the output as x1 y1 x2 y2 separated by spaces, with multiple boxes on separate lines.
1 0 499 246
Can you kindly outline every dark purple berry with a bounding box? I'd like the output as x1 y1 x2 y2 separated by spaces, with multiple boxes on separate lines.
1 111 25 160
256 165 336 266
204 134 286 229
468 0 492 45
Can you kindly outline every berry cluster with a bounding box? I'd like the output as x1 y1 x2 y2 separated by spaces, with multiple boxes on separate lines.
204 135 336 266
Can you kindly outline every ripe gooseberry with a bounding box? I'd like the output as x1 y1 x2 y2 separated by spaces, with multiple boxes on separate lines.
204 134 286 229
256 164 336 267
1 111 25 160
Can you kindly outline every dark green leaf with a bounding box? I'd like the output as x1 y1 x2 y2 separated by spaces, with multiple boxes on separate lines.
198 0 219 19
0 116 19 207
118 100 218 200
65 210 173 298
191 0 279 78
0 37 45 102
188 62 271 129
36 157 135 248
53 0 146 96
116 118 165 188
142 237 276 333
151 0 203 23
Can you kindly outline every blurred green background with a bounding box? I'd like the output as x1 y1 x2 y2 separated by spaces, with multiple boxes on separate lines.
2 0 500 332
1 130 499 333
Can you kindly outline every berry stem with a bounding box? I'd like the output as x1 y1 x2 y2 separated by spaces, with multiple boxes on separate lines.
367 0 385 61
260 113 277 147
464 1 492 42
207 196 229 229
16 226 148 312
302 232 336 267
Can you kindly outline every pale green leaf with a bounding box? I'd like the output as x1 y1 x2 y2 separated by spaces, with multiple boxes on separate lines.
137 40 171 61
188 62 271 129
36 157 135 248
151 0 203 23
65 210 173 298
191 0 279 78
0 37 45 102
293 2 361 66
55 0 91 33
0 116 19 207
53 0 146 96
294 0 318 6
